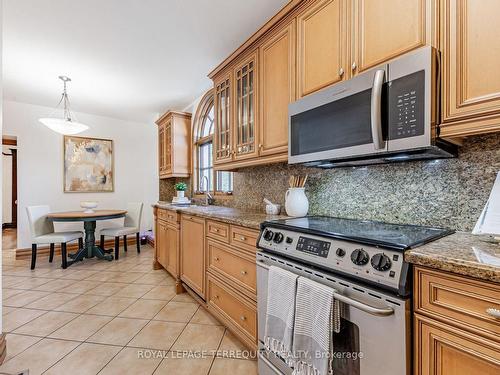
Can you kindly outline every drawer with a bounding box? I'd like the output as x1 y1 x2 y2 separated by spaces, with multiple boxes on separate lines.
157 209 179 224
230 226 259 253
207 274 257 342
206 220 230 243
207 240 256 298
415 267 500 342
157 208 168 221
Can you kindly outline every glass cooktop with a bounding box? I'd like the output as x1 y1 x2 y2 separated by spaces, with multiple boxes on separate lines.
264 216 454 250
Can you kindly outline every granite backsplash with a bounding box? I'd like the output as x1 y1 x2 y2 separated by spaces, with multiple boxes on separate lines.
159 134 500 231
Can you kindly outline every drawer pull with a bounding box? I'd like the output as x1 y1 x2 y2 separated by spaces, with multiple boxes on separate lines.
241 270 247 275
214 295 219 300
214 228 219 232
240 315 247 321
486 308 500 319
214 257 220 261
240 236 247 241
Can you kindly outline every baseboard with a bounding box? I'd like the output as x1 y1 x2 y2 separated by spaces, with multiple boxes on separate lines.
15 236 141 260
0 333 6 365
2 223 16 229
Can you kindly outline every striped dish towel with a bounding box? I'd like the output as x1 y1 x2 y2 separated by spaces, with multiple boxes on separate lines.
264 266 299 366
292 277 341 375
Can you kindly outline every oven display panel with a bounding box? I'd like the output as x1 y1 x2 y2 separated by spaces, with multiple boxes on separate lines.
296 236 331 258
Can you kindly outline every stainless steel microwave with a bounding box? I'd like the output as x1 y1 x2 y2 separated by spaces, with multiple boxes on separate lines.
288 47 457 167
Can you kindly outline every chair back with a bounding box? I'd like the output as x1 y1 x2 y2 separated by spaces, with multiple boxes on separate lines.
124 202 143 230
26 205 54 238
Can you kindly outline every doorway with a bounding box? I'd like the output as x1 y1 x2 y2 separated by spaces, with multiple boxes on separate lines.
3 136 18 251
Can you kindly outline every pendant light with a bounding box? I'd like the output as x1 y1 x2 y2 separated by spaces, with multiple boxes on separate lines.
39 76 89 135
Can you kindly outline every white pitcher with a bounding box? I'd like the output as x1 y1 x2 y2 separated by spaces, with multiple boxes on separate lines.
285 188 309 217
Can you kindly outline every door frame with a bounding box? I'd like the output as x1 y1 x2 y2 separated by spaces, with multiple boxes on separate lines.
2 137 17 229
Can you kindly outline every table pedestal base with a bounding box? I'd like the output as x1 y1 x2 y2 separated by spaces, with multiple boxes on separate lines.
67 220 114 266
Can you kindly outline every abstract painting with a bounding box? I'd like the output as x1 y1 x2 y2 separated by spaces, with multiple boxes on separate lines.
64 136 114 192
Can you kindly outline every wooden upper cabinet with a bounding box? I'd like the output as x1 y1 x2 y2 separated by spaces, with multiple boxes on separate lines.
297 0 347 97
259 20 296 157
441 0 500 136
214 72 233 165
155 111 191 178
164 119 172 175
352 0 434 75
233 51 259 160
158 124 166 177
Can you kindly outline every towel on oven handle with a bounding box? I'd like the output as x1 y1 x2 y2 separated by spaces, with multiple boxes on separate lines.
292 277 340 375
264 265 299 366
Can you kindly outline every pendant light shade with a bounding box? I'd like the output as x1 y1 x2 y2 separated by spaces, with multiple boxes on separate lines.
39 76 89 135
39 118 89 135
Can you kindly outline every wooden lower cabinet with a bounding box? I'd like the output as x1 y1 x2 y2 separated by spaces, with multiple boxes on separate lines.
415 314 500 375
180 215 206 298
165 224 179 277
414 267 500 375
207 273 257 349
156 220 168 269
154 208 183 293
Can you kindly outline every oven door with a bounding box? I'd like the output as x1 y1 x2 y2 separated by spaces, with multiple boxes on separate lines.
288 66 388 165
256 253 411 375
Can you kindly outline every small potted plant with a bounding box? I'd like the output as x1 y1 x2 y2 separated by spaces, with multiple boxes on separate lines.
174 182 188 199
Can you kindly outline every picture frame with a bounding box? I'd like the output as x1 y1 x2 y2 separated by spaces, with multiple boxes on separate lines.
63 135 114 192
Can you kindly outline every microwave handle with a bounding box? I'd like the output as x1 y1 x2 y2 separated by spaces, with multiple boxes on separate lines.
371 69 386 150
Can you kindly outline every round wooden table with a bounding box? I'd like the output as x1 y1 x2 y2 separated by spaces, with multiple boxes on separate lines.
47 210 127 266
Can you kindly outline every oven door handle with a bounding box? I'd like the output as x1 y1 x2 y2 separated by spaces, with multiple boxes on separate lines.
371 69 386 150
257 261 394 317
258 350 285 375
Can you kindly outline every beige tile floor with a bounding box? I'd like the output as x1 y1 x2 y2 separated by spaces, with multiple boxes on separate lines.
1 244 257 375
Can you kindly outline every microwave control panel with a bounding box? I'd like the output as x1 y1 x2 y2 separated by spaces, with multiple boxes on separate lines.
387 70 425 140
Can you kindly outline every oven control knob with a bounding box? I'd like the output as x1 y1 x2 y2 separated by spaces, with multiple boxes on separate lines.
273 232 284 244
371 253 392 272
351 249 369 266
336 248 346 257
263 230 274 241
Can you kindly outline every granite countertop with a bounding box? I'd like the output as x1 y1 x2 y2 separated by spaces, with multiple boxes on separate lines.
154 202 288 230
405 232 500 282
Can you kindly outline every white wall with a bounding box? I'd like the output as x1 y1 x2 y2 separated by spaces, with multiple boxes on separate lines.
3 100 158 249
2 145 12 224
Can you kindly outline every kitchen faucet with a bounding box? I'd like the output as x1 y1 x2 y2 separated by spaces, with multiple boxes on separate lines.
202 175 215 205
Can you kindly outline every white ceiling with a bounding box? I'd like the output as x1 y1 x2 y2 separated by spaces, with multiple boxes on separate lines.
3 0 289 123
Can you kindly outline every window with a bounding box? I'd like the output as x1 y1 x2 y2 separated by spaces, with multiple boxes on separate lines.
194 91 233 194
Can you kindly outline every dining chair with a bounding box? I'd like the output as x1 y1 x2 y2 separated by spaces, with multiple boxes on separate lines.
26 205 84 270
99 202 143 260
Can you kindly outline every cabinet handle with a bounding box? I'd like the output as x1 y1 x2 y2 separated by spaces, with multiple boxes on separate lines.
214 257 220 261
214 228 219 232
240 236 247 241
240 316 247 321
258 144 263 149
351 62 357 71
339 68 344 76
241 270 247 275
486 308 500 319
214 295 219 300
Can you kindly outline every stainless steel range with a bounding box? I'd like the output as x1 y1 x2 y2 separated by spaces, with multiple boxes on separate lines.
256 216 453 375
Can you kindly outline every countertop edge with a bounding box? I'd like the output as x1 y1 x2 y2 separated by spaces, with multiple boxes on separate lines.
405 250 500 283
153 204 284 230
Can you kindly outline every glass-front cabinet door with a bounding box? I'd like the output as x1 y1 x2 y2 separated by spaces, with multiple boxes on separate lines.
233 52 259 160
214 72 233 164
158 123 165 177
164 119 172 174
